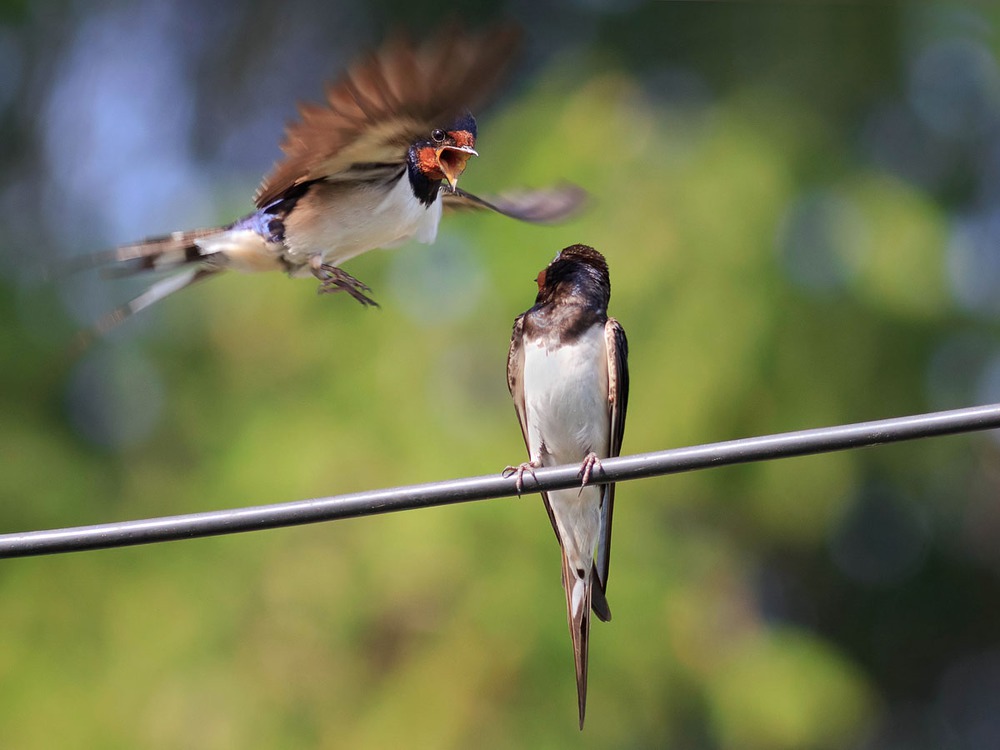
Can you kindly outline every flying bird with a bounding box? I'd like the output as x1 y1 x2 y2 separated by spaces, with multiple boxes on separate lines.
504 244 629 729
74 25 585 335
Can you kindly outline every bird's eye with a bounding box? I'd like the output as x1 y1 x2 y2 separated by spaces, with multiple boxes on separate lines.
536 269 547 289
431 129 446 143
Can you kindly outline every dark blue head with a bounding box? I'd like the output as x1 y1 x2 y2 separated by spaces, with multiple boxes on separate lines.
448 111 477 140
406 111 479 203
534 244 611 311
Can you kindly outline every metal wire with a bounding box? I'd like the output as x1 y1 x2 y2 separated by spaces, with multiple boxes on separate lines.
2 402 999 559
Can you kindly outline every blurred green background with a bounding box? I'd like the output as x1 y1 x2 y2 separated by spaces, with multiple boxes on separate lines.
3 1 1000 747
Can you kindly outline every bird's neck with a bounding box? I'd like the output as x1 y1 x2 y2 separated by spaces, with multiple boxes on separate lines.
405 148 443 207
527 296 607 345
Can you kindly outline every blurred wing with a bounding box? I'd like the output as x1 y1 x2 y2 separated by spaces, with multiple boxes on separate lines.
255 25 521 208
595 318 629 594
442 184 588 224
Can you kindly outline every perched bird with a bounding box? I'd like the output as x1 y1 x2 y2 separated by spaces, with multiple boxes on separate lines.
74 25 585 335
504 244 629 729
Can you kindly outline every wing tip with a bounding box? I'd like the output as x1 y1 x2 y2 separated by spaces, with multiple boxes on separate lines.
591 569 612 623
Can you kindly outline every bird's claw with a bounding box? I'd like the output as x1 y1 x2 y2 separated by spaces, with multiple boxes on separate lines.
578 452 602 495
502 461 539 495
313 264 380 307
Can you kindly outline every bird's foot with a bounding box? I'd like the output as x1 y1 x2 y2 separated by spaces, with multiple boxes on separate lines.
578 452 603 493
313 264 379 307
502 461 540 495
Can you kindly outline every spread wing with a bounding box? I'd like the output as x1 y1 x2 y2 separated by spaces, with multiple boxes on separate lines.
442 184 588 224
595 318 629 594
255 25 521 208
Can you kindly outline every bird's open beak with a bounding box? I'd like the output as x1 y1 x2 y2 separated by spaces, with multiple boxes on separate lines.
436 145 478 191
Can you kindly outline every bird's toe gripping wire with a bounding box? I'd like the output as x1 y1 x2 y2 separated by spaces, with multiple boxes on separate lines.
502 461 540 495
577 452 603 495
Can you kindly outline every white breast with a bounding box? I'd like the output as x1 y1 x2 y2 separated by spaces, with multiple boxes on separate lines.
522 323 610 468
522 322 610 574
282 177 443 272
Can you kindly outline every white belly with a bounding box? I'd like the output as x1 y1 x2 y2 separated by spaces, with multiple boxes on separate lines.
522 324 610 573
282 176 442 272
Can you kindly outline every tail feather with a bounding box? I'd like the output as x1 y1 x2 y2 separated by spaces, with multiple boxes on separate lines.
104 228 224 276
59 228 225 278
56 219 281 351
73 267 218 351
561 550 592 730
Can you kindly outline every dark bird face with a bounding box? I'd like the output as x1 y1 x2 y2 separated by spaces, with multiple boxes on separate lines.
411 113 478 191
535 244 611 306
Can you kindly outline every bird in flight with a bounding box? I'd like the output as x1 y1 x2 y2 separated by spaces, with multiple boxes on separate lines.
504 244 629 729
75 25 584 335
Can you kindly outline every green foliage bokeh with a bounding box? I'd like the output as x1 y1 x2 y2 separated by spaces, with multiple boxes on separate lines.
2 3 1000 748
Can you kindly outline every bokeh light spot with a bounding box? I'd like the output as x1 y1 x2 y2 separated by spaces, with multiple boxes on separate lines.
777 189 867 293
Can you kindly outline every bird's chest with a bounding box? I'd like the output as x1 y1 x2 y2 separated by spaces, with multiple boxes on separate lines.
283 176 442 268
523 325 610 464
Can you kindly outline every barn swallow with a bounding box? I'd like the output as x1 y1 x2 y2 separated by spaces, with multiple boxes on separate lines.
504 244 629 729
73 25 585 335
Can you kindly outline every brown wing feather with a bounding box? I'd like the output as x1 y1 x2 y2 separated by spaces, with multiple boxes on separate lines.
596 318 629 594
255 25 521 208
507 313 529 446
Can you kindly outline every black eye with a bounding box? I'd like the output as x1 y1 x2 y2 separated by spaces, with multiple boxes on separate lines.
431 129 446 143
